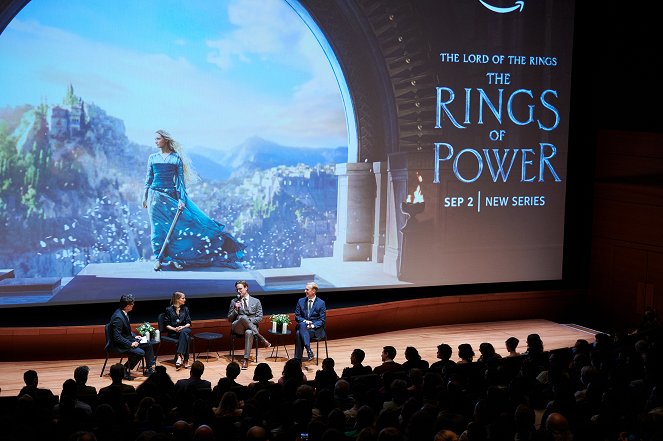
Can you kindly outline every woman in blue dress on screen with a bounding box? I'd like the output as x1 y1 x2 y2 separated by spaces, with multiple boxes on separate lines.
142 129 245 271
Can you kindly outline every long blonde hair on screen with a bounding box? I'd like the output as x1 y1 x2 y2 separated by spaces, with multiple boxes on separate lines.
156 129 200 185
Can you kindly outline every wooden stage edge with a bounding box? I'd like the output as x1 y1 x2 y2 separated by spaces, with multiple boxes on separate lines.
0 317 601 397
0 289 584 361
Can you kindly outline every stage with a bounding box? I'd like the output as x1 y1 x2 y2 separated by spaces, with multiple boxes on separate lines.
0 318 599 396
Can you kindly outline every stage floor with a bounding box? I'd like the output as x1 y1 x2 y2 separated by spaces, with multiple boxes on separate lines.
0 319 599 396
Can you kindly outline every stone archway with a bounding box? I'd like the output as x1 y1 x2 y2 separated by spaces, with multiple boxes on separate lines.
287 0 439 273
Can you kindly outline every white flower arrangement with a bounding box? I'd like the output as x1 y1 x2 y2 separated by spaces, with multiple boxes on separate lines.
270 314 291 325
136 322 155 336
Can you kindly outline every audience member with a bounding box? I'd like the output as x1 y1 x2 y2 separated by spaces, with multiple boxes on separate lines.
505 337 521 357
342 348 372 378
18 369 57 409
457 343 475 364
171 420 193 441
212 391 243 418
98 363 137 424
53 378 93 418
74 365 97 402
401 346 429 372
630 306 660 336
248 363 275 396
373 346 403 376
174 360 212 398
136 365 176 401
315 357 339 392
430 343 457 375
525 333 544 356
246 425 270 441
279 358 307 386
213 361 242 401
477 342 502 365
192 424 214 441
434 429 459 441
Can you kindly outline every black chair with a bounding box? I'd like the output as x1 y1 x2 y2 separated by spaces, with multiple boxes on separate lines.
100 322 124 377
310 323 329 365
229 331 258 362
155 312 195 365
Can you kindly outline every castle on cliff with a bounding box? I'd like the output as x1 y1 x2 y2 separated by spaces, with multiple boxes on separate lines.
50 84 87 139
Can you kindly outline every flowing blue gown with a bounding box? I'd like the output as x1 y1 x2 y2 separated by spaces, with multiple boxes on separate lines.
144 152 245 268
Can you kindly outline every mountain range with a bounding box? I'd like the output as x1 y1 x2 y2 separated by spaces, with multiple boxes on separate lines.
188 136 347 181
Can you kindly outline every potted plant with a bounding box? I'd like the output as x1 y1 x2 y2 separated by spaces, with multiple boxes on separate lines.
136 322 156 341
270 314 291 333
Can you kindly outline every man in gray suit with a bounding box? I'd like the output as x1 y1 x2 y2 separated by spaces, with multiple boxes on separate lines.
228 280 271 369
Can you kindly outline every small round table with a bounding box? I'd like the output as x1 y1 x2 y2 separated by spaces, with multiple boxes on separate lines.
193 332 224 361
267 329 291 360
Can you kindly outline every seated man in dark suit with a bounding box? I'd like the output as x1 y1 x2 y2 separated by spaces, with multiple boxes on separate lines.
341 348 373 378
109 293 155 380
175 360 212 398
373 345 403 376
294 281 326 361
213 362 243 402
73 365 98 406
98 363 137 401
17 369 58 409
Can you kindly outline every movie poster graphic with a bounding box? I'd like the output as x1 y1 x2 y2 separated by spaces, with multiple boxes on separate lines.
0 0 575 305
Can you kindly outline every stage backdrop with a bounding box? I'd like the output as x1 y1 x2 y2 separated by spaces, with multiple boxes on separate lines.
0 0 575 307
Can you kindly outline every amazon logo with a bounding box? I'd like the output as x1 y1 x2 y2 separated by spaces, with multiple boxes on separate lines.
479 0 525 14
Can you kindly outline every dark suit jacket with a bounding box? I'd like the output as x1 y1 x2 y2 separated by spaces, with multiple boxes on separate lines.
373 361 404 376
341 364 373 378
17 385 58 408
295 296 326 330
164 305 192 337
175 377 212 396
109 308 137 351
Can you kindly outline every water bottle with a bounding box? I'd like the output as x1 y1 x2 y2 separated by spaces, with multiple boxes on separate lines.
145 331 150 342
154 329 160 343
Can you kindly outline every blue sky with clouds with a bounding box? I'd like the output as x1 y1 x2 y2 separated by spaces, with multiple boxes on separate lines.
0 0 347 150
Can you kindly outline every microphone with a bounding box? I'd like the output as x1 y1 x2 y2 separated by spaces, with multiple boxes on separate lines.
236 293 241 301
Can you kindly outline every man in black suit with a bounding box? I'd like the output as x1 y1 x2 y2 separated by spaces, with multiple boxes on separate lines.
341 348 373 378
98 363 137 400
17 369 57 409
109 293 155 380
73 365 98 406
175 360 212 398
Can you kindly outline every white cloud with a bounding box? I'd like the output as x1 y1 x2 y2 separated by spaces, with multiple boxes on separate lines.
1 1 347 150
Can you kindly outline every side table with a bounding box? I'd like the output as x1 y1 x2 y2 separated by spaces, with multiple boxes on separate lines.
267 329 291 360
193 332 224 361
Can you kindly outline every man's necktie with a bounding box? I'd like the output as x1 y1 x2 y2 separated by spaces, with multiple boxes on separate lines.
307 299 313 317
243 298 248 312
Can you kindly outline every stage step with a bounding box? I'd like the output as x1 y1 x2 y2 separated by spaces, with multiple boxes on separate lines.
0 269 15 280
0 277 61 294
253 267 316 289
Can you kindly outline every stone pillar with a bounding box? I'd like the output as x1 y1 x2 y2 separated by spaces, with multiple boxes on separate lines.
383 157 408 277
333 163 377 261
383 151 438 279
372 161 387 263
